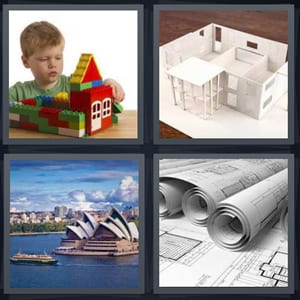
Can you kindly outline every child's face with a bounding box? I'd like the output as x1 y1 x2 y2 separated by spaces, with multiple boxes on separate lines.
22 42 64 89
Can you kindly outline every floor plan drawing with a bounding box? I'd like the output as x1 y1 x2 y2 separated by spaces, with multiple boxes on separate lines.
159 216 288 287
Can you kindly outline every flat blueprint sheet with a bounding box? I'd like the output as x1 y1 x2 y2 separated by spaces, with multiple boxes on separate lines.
159 215 287 287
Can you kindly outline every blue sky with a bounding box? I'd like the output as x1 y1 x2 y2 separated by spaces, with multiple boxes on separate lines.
10 160 139 212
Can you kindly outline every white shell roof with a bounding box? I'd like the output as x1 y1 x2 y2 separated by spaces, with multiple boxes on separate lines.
76 220 94 237
83 212 98 229
99 222 124 239
105 217 127 239
128 222 139 240
108 206 132 240
66 225 89 239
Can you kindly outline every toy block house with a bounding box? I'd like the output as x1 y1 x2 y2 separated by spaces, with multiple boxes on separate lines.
70 54 113 135
9 53 123 138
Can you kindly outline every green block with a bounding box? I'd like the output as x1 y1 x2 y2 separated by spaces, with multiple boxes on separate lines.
28 113 40 123
37 118 59 134
112 114 118 124
70 83 81 91
69 120 85 130
70 82 92 91
113 103 124 113
24 107 39 118
10 105 40 119
35 97 43 107
9 104 23 114
59 110 85 123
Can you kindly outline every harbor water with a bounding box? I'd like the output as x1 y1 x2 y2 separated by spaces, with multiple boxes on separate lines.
10 234 139 289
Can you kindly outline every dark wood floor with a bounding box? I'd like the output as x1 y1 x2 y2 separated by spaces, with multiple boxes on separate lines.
159 10 288 139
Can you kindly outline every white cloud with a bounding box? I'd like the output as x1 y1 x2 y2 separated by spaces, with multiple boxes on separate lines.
17 196 28 202
11 196 32 207
107 176 138 202
68 190 86 202
88 190 106 202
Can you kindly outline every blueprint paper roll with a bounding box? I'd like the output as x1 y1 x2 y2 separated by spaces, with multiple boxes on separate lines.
280 205 288 238
181 159 288 226
159 159 232 217
181 187 214 226
159 179 193 217
207 169 288 251
160 159 214 176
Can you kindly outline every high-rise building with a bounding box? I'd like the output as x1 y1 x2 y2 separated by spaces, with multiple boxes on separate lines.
54 206 67 218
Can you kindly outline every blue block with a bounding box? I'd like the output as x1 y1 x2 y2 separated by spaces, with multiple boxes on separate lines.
92 80 103 87
36 95 54 107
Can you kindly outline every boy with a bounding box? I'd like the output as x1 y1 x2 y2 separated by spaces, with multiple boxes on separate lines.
9 21 125 102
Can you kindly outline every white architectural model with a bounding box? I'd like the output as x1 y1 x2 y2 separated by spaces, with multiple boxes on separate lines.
160 23 288 120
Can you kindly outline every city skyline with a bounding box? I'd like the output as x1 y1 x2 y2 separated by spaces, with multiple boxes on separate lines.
10 160 139 212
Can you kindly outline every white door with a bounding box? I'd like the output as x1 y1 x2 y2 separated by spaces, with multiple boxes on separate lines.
91 101 101 131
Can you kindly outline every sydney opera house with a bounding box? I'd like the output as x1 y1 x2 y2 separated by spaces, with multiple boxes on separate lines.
54 206 139 256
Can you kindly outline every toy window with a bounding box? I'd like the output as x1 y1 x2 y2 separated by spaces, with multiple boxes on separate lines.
199 30 204 36
247 41 258 49
92 101 102 121
102 98 111 118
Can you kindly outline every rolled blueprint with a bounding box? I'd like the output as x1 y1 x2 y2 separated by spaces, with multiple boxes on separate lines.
207 169 288 251
160 159 215 176
159 179 194 217
160 159 208 171
181 159 288 225
280 205 288 238
159 159 232 217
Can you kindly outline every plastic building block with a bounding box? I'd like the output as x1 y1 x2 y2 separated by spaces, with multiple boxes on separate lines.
55 92 69 100
9 113 20 121
112 114 118 124
10 53 116 138
70 82 93 92
36 95 54 107
58 127 85 138
47 118 69 128
70 85 113 135
52 98 70 109
70 54 102 85
10 120 20 128
19 121 39 131
20 99 37 106
38 107 62 118
69 120 85 130
20 114 30 122
92 80 103 87
59 110 85 123
113 103 124 114
81 56 102 83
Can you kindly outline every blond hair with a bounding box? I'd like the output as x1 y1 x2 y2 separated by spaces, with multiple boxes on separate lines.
20 21 64 57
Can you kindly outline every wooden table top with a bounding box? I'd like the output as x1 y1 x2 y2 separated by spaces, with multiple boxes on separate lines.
159 10 288 138
9 110 138 139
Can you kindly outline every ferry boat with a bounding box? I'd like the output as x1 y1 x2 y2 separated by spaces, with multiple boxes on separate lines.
10 252 58 265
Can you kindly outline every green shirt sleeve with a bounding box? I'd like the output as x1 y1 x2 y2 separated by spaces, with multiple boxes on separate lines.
9 75 71 102
9 82 27 102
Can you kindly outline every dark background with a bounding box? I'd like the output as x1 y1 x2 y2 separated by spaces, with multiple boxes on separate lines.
1 0 299 299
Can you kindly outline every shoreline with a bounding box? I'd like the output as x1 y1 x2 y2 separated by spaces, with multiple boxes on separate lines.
10 232 65 236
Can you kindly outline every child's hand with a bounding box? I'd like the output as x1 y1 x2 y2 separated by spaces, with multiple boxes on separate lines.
103 78 125 103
